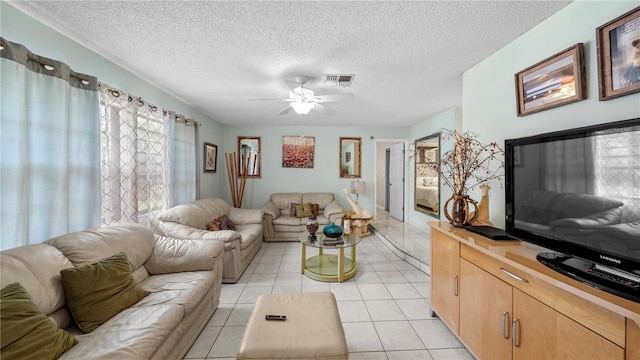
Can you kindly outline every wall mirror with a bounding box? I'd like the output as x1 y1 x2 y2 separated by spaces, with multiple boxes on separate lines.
237 136 261 178
414 132 441 218
340 137 361 178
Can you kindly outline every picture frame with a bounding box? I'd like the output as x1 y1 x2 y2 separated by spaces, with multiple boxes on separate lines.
596 6 640 101
204 142 217 173
514 43 586 116
282 135 314 168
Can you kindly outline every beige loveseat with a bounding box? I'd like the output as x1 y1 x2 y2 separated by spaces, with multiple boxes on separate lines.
150 198 263 283
262 192 344 241
0 223 224 360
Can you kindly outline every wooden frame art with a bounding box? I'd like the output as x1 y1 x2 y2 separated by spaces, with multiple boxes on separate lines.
596 6 640 100
203 142 217 173
514 43 586 116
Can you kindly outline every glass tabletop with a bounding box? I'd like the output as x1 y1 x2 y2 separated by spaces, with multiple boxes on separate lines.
298 232 362 249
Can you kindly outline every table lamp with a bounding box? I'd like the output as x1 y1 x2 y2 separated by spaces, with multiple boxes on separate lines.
350 180 365 202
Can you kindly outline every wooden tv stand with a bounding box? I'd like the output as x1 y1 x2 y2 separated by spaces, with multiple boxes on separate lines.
429 222 640 360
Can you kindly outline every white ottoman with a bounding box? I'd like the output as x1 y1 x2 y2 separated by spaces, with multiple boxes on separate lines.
236 292 348 360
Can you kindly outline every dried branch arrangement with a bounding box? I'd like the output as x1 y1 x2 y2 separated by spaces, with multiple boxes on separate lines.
224 152 249 208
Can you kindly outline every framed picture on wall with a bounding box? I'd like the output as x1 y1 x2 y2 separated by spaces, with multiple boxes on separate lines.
596 6 640 100
514 43 586 116
282 135 315 168
204 142 217 173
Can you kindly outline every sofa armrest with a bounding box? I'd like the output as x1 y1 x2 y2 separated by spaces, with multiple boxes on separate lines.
229 208 264 225
152 221 242 243
323 201 344 221
145 235 224 274
262 201 280 220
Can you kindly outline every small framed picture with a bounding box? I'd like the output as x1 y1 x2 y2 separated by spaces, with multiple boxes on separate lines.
596 6 640 100
204 142 217 173
514 43 586 116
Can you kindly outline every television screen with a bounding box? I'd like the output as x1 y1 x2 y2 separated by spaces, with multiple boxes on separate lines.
505 119 640 301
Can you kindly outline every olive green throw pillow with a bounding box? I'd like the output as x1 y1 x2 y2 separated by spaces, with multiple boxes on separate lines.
0 283 78 360
295 202 313 218
60 252 150 333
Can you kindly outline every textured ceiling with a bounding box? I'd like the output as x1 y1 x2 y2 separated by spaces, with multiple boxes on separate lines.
9 1 572 127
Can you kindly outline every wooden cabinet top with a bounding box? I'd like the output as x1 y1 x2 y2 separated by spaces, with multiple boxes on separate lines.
429 221 640 323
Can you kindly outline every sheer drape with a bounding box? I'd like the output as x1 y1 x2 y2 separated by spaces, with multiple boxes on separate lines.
100 84 197 226
0 37 101 250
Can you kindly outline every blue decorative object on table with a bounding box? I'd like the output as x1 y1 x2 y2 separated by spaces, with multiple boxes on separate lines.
323 223 343 238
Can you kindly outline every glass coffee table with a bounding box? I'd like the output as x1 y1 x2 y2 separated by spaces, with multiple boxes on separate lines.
298 232 362 283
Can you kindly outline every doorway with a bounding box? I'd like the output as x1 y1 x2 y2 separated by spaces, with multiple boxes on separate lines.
374 139 408 222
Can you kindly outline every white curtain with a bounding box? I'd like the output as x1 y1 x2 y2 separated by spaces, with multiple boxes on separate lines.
100 84 197 226
169 113 197 206
0 37 101 250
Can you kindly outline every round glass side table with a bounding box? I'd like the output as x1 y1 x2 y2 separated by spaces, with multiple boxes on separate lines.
297 232 362 283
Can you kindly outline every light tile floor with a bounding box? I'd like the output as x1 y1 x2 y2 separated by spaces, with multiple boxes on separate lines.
183 231 473 359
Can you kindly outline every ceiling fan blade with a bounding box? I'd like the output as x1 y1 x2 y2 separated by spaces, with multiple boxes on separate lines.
312 103 336 116
285 80 300 92
278 105 294 115
314 93 355 102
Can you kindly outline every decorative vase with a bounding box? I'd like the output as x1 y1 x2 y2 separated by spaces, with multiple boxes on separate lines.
323 223 343 238
444 194 479 227
306 214 319 241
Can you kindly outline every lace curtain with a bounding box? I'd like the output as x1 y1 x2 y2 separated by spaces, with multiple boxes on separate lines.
0 37 101 250
99 84 197 226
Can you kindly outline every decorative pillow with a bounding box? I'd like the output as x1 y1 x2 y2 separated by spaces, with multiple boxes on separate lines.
218 215 236 230
1 283 78 359
295 202 313 218
310 203 319 217
207 221 221 231
290 202 298 217
60 252 150 333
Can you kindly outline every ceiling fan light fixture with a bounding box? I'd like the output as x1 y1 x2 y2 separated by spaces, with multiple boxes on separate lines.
291 100 314 115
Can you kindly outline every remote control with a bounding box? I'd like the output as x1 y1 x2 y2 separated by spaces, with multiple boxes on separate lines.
265 314 286 321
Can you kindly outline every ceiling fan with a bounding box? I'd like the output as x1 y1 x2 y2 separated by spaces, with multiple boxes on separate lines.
248 75 355 116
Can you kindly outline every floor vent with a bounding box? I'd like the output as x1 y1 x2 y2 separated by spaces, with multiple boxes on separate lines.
324 74 355 87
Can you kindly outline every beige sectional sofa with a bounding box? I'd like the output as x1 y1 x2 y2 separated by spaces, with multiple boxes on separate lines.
262 192 344 241
151 198 263 283
0 223 224 360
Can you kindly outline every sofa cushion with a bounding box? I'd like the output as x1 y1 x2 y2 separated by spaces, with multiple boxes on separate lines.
47 223 154 271
1 283 78 360
557 193 624 219
0 244 74 319
60 252 150 333
158 203 211 229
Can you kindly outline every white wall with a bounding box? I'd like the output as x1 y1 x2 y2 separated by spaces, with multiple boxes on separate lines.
222 125 407 210
463 0 640 228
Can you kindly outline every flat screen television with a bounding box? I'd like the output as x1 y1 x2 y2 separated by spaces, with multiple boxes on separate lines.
505 118 640 303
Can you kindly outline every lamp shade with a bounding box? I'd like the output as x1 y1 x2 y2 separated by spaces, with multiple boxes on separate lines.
290 101 314 115
350 180 365 195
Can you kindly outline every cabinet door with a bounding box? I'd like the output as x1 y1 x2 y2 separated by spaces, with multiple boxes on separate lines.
430 231 460 333
512 289 624 360
460 259 513 360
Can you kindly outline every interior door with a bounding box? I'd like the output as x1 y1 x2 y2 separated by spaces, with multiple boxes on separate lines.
388 142 404 221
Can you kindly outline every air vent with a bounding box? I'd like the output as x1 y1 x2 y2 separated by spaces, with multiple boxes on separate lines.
324 74 355 87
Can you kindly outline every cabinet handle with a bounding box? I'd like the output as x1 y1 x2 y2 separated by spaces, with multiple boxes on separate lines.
500 268 529 283
501 312 510 339
452 275 458 296
512 318 520 347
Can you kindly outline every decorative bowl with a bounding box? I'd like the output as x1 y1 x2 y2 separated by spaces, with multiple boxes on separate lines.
323 223 343 238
